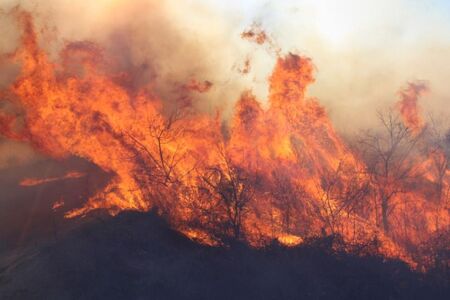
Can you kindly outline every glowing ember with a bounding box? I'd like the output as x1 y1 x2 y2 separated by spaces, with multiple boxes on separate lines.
20 171 86 187
52 197 65 211
277 234 303 247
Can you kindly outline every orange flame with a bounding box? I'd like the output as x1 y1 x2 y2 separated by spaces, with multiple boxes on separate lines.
52 197 65 211
20 171 86 187
397 81 428 134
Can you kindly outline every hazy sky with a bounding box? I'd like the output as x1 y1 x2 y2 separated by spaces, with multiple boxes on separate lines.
193 0 450 131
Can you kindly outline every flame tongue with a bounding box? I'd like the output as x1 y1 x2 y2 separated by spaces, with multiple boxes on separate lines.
20 171 86 187
396 81 428 134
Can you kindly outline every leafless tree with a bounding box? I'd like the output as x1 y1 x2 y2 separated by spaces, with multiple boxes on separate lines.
123 106 198 218
427 118 449 196
357 109 423 234
127 109 190 183
199 146 254 241
424 116 450 229
315 161 370 236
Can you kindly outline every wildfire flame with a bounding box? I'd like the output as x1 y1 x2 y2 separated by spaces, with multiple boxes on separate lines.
397 81 428 134
1 10 448 268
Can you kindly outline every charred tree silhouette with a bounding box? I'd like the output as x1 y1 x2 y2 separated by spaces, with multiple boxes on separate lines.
200 147 254 242
315 161 370 236
124 106 195 217
358 110 423 234
425 117 450 230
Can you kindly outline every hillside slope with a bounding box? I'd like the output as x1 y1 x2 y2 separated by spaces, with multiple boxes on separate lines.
0 211 448 300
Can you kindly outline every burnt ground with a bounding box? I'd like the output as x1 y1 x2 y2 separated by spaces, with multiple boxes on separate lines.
0 158 449 300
